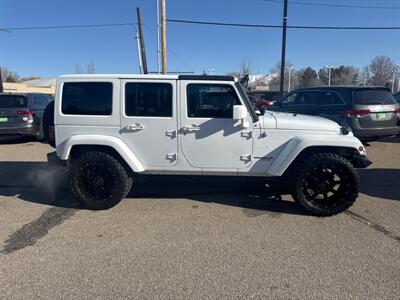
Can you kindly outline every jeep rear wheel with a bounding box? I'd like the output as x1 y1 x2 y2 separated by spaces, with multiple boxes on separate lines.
292 153 359 216
69 151 132 210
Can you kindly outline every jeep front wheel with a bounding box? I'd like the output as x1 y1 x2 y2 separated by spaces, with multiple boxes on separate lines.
291 153 359 216
69 151 132 210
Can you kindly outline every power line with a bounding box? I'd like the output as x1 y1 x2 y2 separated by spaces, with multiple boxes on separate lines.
263 0 400 10
167 18 400 30
0 23 134 31
142 23 194 72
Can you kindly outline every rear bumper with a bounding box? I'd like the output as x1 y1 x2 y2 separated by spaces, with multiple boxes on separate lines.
0 125 36 136
352 126 400 138
352 153 372 168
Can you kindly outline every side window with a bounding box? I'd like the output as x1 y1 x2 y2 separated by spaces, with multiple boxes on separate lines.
187 84 240 118
62 82 112 115
318 92 344 105
281 93 298 106
125 83 172 117
295 92 318 105
33 95 49 107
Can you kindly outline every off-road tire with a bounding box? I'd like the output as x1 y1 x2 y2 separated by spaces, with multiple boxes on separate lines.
69 151 133 210
291 153 359 216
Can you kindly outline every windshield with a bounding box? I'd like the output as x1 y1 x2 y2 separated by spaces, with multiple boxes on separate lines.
235 82 258 122
353 89 397 105
0 95 28 108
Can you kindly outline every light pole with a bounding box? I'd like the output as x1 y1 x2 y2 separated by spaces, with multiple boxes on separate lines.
398 64 400 92
392 69 396 93
287 66 293 93
207 68 215 75
325 65 334 86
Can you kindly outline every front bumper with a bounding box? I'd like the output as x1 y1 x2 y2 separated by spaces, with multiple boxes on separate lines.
352 153 372 168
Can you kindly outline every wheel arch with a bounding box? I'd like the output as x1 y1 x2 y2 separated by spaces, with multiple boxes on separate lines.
57 135 145 174
266 135 364 176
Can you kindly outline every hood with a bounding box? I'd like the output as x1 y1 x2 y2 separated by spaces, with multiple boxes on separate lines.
261 111 341 132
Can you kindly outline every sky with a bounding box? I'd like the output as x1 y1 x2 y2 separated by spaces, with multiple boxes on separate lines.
1 0 400 78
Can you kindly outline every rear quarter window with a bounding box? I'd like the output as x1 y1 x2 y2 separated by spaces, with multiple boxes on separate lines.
0 95 28 108
353 89 397 105
62 82 113 115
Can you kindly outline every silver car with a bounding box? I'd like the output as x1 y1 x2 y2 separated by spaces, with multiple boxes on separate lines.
0 93 53 140
271 86 400 139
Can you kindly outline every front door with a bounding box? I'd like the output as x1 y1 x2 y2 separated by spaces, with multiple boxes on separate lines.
120 79 178 168
179 81 253 169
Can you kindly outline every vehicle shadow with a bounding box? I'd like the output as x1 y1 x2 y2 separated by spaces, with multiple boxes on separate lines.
359 168 400 201
0 159 307 216
374 135 400 144
0 136 36 144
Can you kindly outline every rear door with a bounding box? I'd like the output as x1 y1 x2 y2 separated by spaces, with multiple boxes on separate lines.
316 90 347 124
352 88 399 129
0 94 31 128
120 79 178 168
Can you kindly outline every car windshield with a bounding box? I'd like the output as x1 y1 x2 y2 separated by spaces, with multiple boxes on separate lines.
0 95 28 108
353 89 397 105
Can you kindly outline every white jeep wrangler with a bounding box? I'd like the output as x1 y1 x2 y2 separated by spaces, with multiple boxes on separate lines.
54 74 371 216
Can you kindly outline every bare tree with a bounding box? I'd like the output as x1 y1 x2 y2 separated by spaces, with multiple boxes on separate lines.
87 61 96 74
0 67 20 82
369 56 395 86
318 66 358 86
268 61 295 88
239 61 252 78
75 64 83 74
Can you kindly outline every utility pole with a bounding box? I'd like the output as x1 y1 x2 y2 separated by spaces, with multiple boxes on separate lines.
156 0 161 74
279 0 288 99
137 7 148 74
161 0 167 74
135 32 143 74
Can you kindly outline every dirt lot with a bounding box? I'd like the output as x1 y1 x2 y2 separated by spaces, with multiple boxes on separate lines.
0 136 399 299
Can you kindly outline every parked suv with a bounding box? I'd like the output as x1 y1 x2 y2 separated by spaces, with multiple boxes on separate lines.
394 92 400 104
0 93 53 140
269 86 400 139
54 75 371 216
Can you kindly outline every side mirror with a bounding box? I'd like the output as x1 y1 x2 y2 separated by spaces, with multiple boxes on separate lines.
233 105 248 120
233 105 249 128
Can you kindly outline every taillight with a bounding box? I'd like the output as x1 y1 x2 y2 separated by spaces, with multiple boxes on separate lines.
17 109 35 116
345 109 370 117
395 108 400 114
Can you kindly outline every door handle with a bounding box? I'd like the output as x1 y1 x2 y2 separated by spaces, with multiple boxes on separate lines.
182 125 201 133
126 123 144 131
240 154 252 162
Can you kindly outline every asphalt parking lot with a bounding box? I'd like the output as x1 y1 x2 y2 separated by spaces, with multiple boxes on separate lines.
0 136 399 299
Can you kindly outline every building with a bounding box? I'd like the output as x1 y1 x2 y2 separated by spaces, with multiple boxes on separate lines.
2 78 56 95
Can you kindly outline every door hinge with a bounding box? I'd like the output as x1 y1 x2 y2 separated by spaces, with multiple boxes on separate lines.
240 154 252 162
241 131 252 139
166 153 177 161
165 129 177 138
